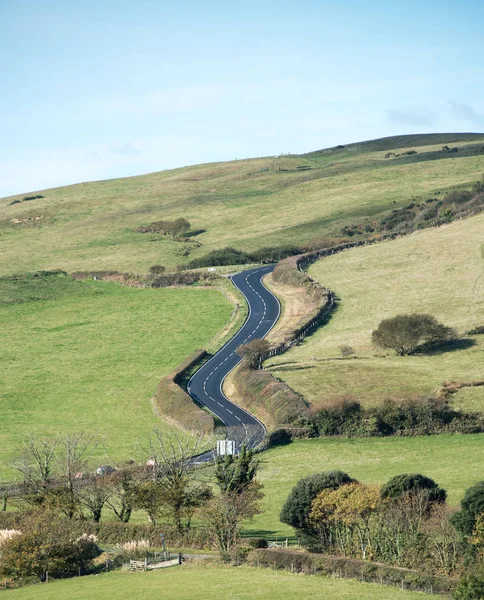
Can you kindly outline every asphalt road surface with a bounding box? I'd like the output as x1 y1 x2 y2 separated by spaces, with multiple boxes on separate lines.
187 265 280 461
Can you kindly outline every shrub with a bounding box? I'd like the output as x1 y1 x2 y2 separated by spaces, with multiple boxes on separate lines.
371 396 457 435
236 339 270 369
454 570 484 599
185 247 252 268
136 218 190 238
372 313 456 355
247 537 268 549
314 399 363 436
338 344 355 358
184 244 305 270
452 482 484 537
468 325 484 335
381 474 447 503
280 471 355 532
149 264 166 275
0 510 101 582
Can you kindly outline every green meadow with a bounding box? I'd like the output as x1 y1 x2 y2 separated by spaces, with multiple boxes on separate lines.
0 273 232 478
4 564 433 600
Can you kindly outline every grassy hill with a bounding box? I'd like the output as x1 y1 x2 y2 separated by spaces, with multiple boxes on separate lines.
5 564 433 600
1 133 484 276
0 273 232 478
266 211 484 410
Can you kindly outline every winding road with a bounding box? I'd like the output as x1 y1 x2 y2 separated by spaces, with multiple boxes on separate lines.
187 265 281 459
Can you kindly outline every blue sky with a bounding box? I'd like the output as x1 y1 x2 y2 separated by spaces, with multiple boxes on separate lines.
1 0 483 197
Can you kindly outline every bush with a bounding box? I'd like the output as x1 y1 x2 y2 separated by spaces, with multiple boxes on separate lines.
468 325 484 335
185 247 252 269
0 511 101 582
314 399 363 436
454 570 484 599
309 395 477 438
136 218 190 238
236 339 270 369
149 264 166 275
280 471 355 532
0 513 216 549
371 396 457 435
372 313 456 355
246 537 268 549
184 244 305 270
380 473 447 503
452 481 484 537
113 539 151 560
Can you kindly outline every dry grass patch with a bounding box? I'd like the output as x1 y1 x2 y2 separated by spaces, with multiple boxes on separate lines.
263 274 320 347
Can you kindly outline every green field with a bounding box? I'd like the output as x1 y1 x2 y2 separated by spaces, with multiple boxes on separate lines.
4 564 433 600
2 134 484 276
248 434 484 538
267 212 484 409
0 274 232 478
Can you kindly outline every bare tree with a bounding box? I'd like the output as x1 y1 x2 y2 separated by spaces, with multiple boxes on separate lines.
105 468 135 523
13 435 61 503
338 344 355 359
55 434 101 519
135 431 212 531
201 483 263 561
78 476 112 522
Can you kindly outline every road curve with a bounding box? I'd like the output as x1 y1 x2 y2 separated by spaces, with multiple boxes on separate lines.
187 265 280 459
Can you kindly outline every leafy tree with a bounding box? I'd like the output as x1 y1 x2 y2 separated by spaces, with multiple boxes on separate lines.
130 480 165 525
452 481 484 537
280 471 355 532
201 483 263 561
381 473 447 504
236 339 270 369
310 483 380 558
372 313 456 355
215 445 260 494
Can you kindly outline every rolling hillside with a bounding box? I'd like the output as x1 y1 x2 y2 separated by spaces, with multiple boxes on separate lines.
1 133 484 276
266 211 484 410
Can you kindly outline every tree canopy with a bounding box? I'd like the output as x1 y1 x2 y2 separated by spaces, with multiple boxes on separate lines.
372 313 456 356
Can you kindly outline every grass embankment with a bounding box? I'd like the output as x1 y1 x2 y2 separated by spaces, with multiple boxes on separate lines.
266 212 484 410
4 564 434 600
247 434 484 538
2 134 484 275
0 273 232 479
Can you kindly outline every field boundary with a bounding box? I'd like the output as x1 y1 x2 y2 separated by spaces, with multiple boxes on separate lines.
247 548 456 595
153 350 214 433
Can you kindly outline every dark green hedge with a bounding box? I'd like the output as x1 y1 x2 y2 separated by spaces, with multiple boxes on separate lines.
247 548 456 594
